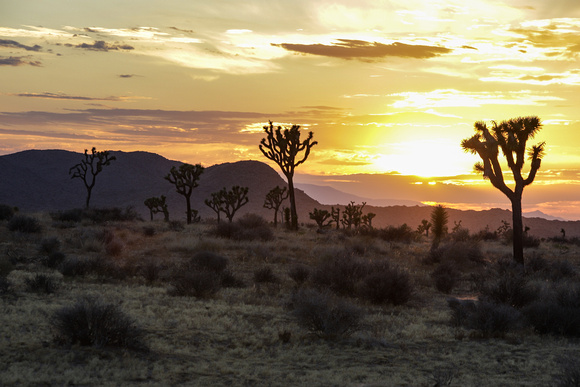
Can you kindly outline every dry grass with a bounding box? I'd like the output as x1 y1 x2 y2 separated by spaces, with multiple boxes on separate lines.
1 214 579 386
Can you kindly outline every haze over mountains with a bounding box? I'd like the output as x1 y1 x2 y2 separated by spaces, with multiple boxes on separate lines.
0 149 578 238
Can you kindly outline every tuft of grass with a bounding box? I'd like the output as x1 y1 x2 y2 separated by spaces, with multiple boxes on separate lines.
253 266 279 284
288 263 310 286
8 215 42 233
25 273 59 294
169 271 222 298
51 296 146 350
431 262 461 294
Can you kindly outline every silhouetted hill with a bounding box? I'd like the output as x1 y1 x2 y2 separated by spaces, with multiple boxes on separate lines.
0 150 319 222
0 149 578 238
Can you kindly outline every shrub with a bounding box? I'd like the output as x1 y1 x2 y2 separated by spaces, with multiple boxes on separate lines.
169 271 222 298
379 224 417 243
220 270 246 288
39 237 61 255
358 264 413 306
25 274 59 294
477 271 540 308
51 296 146 350
83 207 141 223
288 264 310 286
0 276 12 295
447 298 523 336
213 214 274 241
0 257 14 277
0 204 16 221
311 254 370 297
190 251 229 273
548 260 577 281
138 258 163 284
44 252 66 269
8 215 42 233
253 266 279 284
428 241 485 267
432 262 461 294
50 208 83 223
523 284 580 337
142 226 156 237
291 288 364 339
552 355 580 387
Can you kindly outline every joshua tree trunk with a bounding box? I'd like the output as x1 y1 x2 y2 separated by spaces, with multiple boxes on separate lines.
287 178 298 230
510 192 524 265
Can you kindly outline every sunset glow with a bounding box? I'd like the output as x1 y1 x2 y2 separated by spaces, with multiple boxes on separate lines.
1 1 580 219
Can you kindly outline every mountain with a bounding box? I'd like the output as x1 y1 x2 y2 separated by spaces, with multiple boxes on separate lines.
0 150 319 222
296 183 424 207
0 149 578 238
522 210 565 222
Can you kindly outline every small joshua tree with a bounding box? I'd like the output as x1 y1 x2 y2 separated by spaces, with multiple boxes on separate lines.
462 116 545 264
144 195 169 221
69 147 116 208
362 212 376 229
204 186 249 223
309 208 332 230
341 202 366 230
259 121 317 230
331 206 341 230
417 219 432 237
431 205 448 249
263 186 288 227
165 163 204 224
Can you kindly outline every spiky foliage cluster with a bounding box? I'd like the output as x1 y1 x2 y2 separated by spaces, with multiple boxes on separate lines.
69 147 116 208
205 186 249 223
263 186 288 227
165 163 204 224
144 195 169 221
309 208 332 230
430 205 448 249
461 116 545 264
259 121 317 230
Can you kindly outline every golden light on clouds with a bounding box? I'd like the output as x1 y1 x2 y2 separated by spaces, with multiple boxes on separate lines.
1 0 580 218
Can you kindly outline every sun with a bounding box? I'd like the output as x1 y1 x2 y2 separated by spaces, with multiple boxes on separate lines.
372 139 474 177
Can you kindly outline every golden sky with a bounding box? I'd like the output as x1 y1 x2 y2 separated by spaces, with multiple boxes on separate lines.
1 1 579 219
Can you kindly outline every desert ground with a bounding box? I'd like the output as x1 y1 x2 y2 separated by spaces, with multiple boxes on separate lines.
1 209 579 386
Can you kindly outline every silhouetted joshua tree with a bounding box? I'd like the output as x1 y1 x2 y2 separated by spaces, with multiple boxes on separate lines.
69 147 116 208
341 201 366 230
259 121 317 230
309 208 332 230
417 219 432 237
461 116 545 264
263 186 289 227
430 205 448 249
165 163 204 224
144 195 169 221
331 206 341 230
205 186 249 223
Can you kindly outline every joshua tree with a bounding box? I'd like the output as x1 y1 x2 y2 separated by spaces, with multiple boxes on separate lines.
341 201 366 230
461 116 545 264
69 147 116 208
331 206 341 230
144 196 169 221
430 205 448 249
263 186 289 227
309 208 332 230
362 212 376 229
259 121 317 230
205 186 249 223
417 219 432 237
165 163 204 224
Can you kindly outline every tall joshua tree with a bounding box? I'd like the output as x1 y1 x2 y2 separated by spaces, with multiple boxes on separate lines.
263 186 288 227
259 121 317 230
165 163 204 224
69 147 116 208
461 116 545 264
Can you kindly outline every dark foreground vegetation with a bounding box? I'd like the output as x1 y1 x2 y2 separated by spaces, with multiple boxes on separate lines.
1 208 579 386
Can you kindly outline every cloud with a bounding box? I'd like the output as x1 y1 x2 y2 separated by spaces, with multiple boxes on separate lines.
74 40 134 51
273 39 451 61
0 56 41 66
10 92 126 101
0 39 42 52
169 27 194 33
118 74 136 78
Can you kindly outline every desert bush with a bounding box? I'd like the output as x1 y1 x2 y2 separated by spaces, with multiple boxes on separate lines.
291 288 364 339
213 214 274 241
169 271 222 298
525 254 549 274
288 264 310 286
432 262 461 293
523 284 580 337
424 241 484 267
51 296 146 350
84 207 141 223
472 226 498 241
142 226 156 237
477 270 540 308
190 251 229 273
311 254 370 297
105 239 124 256
50 208 84 223
8 215 42 233
548 260 577 281
58 256 122 279
39 237 61 255
25 274 59 294
0 276 12 295
0 204 16 221
358 263 413 305
253 266 279 284
379 224 417 243
447 298 523 336
138 258 164 284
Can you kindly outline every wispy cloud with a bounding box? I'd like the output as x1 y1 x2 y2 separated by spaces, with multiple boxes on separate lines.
273 39 451 61
0 56 41 66
9 92 140 101
0 39 41 51
73 40 134 51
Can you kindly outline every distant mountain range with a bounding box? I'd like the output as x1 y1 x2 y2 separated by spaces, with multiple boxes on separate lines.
0 149 578 238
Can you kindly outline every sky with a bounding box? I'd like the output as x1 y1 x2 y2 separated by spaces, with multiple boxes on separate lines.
1 1 579 220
